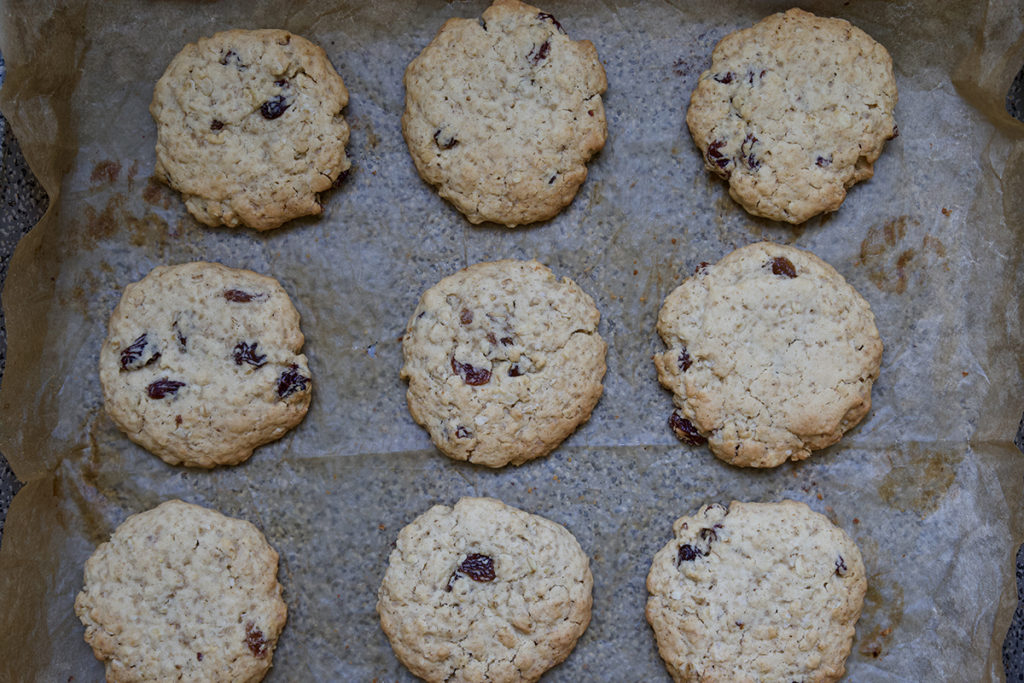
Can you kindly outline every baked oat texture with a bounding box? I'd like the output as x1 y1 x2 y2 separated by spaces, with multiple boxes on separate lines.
151 29 350 230
401 259 606 468
402 0 607 226
646 500 866 683
686 8 898 223
99 262 312 468
377 497 593 683
74 500 288 683
653 241 882 467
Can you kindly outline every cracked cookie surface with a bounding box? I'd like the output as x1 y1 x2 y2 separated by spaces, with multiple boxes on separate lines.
402 0 607 226
151 29 350 230
99 262 312 468
377 497 593 683
653 242 882 467
74 500 287 683
646 500 866 683
401 259 606 467
686 8 898 223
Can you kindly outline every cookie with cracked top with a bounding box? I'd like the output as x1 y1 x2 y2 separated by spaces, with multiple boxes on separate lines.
151 29 350 230
686 8 898 223
401 259 606 467
646 500 866 682
75 499 287 683
377 497 593 683
653 242 881 467
99 261 312 468
402 0 607 226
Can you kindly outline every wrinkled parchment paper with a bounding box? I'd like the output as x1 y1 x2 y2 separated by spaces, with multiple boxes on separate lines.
1 0 1023 679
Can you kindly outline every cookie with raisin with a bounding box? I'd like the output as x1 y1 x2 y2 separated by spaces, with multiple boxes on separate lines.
99 262 312 468
686 8 898 223
75 500 287 683
401 259 606 467
402 0 607 226
151 29 350 230
377 497 592 683
646 500 866 682
653 242 881 467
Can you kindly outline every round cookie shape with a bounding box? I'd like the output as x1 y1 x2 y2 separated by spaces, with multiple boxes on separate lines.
74 500 287 683
653 242 882 467
401 259 606 467
151 29 351 230
377 497 593 683
99 262 312 468
646 500 866 683
686 8 898 224
402 0 607 227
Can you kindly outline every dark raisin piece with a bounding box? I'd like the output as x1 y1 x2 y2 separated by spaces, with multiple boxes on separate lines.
197 652 203 661
460 308 473 325
175 415 183 426
486 332 498 345
146 378 185 399
433 129 458 150
233 341 267 368
770 256 797 278
223 289 263 303
508 364 523 377
677 544 702 564
537 11 566 33
529 40 550 64
588 109 594 116
274 78 290 88
699 527 718 543
260 95 290 120
889 123 899 139
816 154 833 167
669 411 706 446
120 333 160 370
277 364 310 398
331 168 350 189
706 140 730 169
219 50 246 69
677 347 692 372
695 261 710 274
548 175 557 184
500 336 513 345
210 119 224 131
451 357 492 386
835 556 848 577
244 622 268 657
455 426 471 439
714 72 734 84
174 325 188 352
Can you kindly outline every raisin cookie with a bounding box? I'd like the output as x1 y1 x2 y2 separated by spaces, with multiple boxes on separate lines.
377 497 592 683
401 259 606 467
687 8 898 223
646 500 866 683
653 242 881 467
402 0 607 226
99 262 312 468
75 500 287 683
151 29 350 230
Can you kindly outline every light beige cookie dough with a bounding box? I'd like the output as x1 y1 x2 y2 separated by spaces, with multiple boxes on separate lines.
653 242 882 467
151 29 351 230
99 262 312 468
646 500 866 683
74 500 287 683
377 497 593 683
686 8 898 223
402 0 607 226
401 259 606 468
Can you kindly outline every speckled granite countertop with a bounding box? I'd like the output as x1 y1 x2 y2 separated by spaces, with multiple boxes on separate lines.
2 48 1024 679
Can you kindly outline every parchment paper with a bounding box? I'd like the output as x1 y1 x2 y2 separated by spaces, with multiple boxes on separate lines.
1 0 1022 680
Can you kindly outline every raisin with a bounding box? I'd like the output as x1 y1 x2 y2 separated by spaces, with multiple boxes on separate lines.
455 426 471 439
223 289 263 303
244 622 268 657
445 552 496 590
500 336 513 346
677 544 702 564
742 133 760 169
835 556 848 577
508 364 523 377
260 95 289 120
174 324 188 352
486 332 498 345
588 109 595 116
219 50 245 69
274 79 289 88
197 652 203 661
529 40 550 64
713 72 734 84
699 526 718 543
677 347 692 372
537 12 566 33
433 129 458 149
451 357 491 386
175 415 183 426
331 168 350 189
210 120 224 131
277 364 309 398
548 175 557 184
770 256 797 278
120 333 160 370
706 140 730 170
146 378 185 399
669 412 706 446
889 123 899 139
695 261 710 274
460 308 473 325
233 341 267 368
816 154 832 167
